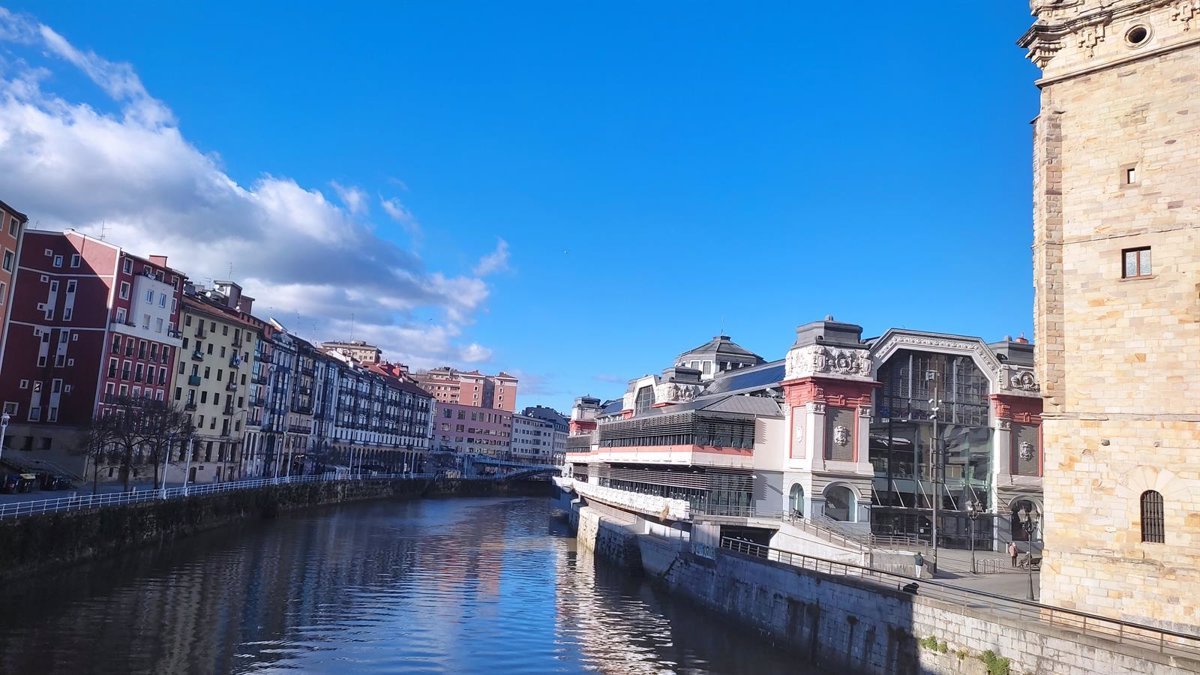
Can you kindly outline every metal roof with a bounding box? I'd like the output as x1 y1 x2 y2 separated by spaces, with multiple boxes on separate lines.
701 359 785 396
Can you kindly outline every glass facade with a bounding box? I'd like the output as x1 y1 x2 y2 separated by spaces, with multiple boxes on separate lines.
869 349 994 548
591 464 755 517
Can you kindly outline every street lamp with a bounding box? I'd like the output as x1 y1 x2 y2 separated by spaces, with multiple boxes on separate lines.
0 412 9 464
966 499 984 574
159 432 175 499
1023 511 1040 601
928 390 944 576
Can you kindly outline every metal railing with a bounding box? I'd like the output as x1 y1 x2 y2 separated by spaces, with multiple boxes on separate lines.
782 513 870 553
718 537 1200 661
0 472 435 521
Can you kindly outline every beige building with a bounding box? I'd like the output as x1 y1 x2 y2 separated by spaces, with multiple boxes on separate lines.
1020 0 1199 632
413 367 519 412
321 340 383 365
171 287 257 483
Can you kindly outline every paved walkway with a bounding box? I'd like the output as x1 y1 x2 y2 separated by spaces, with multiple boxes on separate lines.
927 548 1041 600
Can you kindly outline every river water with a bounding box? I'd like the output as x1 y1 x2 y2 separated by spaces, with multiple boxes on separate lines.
0 497 802 674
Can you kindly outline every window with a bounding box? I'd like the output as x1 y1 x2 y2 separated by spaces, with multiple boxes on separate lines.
1141 490 1164 543
7 219 15 236
116 307 127 324
142 314 150 329
119 282 130 300
1123 247 1151 279
122 258 132 274
158 293 167 308
2 250 12 272
70 254 80 268
53 255 62 268
145 289 154 303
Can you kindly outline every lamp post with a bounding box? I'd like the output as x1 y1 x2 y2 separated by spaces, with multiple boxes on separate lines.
0 412 9 465
966 499 983 574
928 388 943 576
159 432 175 499
1024 513 1039 601
182 437 195 497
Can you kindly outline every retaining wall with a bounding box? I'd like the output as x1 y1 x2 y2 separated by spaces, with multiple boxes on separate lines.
564 496 1199 675
0 477 550 580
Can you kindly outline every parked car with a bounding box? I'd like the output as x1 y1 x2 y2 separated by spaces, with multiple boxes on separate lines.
1 473 37 493
38 473 73 490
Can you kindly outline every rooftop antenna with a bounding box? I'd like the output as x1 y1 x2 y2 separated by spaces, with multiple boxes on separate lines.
99 220 108 241
227 262 233 279
350 312 356 341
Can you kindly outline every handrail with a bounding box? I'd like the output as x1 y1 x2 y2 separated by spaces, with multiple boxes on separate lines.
0 472 436 520
718 537 1200 660
783 513 869 553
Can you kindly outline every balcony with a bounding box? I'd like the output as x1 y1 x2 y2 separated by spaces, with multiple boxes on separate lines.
167 329 183 339
226 381 237 392
287 424 310 434
184 402 197 411
300 366 315 377
194 327 207 339
190 350 204 362
249 395 267 408
229 355 242 368
223 404 235 416
591 410 760 469
252 374 268 385
188 375 202 386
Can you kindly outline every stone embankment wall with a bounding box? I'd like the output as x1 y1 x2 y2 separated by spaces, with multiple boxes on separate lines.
0 478 550 580
563 494 1200 675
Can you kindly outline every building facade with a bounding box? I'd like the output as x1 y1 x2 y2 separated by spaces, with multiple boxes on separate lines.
321 340 383 365
0 231 184 477
433 401 512 457
0 200 28 384
564 321 1042 553
1020 0 1200 631
414 367 519 412
522 405 569 466
171 285 257 483
512 413 555 465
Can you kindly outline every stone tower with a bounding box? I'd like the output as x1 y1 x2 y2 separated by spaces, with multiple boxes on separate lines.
1020 0 1200 631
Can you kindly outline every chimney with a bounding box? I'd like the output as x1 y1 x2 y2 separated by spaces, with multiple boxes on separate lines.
149 255 168 267
237 294 255 314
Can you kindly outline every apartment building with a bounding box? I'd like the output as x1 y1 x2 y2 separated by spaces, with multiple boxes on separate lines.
170 285 257 483
413 367 519 412
0 231 184 477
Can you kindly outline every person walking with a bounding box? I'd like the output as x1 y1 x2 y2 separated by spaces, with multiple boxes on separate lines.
1008 541 1019 568
914 552 925 578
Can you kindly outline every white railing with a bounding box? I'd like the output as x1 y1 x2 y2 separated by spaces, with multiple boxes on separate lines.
0 472 436 520
572 480 691 520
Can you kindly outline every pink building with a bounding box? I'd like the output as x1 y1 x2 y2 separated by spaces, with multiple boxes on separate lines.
433 401 512 457
414 367 519 412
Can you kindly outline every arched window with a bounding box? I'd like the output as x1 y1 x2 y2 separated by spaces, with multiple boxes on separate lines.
789 484 805 518
1140 490 1164 543
825 485 854 522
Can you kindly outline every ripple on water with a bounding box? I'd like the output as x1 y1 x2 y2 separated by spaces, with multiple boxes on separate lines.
0 498 802 674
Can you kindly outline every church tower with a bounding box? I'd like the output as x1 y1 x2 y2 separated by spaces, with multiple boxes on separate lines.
1020 0 1200 631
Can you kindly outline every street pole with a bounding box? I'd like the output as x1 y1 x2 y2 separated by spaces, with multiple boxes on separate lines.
160 433 174 499
967 499 979 574
928 376 942 576
0 412 9 466
182 437 195 497
1026 518 1037 601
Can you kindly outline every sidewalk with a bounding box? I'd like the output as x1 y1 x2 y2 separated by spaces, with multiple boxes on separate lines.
928 547 1041 601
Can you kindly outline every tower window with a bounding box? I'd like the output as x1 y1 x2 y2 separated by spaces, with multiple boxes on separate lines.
1140 490 1164 543
1125 166 1137 185
1122 247 1152 279
1125 25 1149 47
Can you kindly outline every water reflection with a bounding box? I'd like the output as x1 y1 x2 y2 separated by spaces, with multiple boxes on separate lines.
0 498 798 674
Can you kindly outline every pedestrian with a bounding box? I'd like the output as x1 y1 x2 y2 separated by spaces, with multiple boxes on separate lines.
914 552 924 578
1008 541 1018 568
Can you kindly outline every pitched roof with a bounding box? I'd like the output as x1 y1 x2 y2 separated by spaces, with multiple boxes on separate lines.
676 335 764 364
701 359 786 396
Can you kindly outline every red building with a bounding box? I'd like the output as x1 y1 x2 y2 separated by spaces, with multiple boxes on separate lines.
0 231 185 472
0 200 29 381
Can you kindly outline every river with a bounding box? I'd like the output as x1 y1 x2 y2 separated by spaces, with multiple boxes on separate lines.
0 497 802 674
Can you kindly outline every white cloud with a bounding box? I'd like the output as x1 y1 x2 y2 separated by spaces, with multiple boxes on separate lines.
330 181 368 216
380 195 421 238
0 9 498 370
473 238 510 276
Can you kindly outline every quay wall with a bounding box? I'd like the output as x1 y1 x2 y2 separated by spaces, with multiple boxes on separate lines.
563 495 1200 675
0 478 550 580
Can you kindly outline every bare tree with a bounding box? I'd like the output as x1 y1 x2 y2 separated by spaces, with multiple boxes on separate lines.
80 417 120 494
94 396 194 491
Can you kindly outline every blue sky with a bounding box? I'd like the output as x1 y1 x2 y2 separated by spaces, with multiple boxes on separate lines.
0 3 1042 412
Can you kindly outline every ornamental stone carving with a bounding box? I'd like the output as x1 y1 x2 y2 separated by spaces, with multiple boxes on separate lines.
1174 0 1200 30
786 344 873 382
999 366 1040 397
833 425 850 447
1020 441 1036 462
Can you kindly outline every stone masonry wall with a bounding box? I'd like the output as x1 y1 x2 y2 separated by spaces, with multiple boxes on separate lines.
1030 2 1200 632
